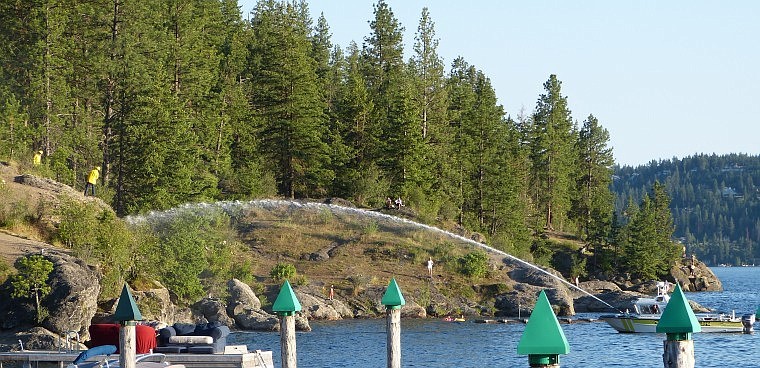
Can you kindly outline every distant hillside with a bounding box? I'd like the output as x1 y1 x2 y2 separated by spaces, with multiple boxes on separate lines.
612 153 760 266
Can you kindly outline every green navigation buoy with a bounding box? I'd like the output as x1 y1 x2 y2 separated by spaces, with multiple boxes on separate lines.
113 284 142 323
381 278 406 310
272 280 302 316
656 283 701 340
517 290 569 366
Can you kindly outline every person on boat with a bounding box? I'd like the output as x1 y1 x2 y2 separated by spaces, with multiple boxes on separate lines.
84 166 100 196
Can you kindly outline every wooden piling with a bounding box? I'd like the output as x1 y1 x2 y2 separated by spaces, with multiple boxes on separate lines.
662 339 694 368
381 278 405 368
113 285 143 368
656 284 700 368
272 280 302 368
280 315 297 368
386 308 401 368
119 322 137 368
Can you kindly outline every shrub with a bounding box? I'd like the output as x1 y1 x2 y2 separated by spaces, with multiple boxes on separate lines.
458 251 489 278
144 209 235 303
347 274 370 296
11 254 54 324
270 263 297 282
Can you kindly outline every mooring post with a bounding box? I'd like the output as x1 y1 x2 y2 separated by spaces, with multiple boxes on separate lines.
656 283 701 368
517 290 569 367
273 280 302 368
381 278 405 368
113 284 143 368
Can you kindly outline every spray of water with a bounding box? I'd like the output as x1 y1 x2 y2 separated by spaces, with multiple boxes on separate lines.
127 199 620 312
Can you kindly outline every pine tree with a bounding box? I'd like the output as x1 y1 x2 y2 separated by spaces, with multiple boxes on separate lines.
409 7 452 218
446 57 477 224
219 0 274 199
362 0 423 196
248 0 332 198
572 114 614 241
529 74 576 232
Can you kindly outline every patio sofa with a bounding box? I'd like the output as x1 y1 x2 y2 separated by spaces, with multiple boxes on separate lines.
154 322 230 354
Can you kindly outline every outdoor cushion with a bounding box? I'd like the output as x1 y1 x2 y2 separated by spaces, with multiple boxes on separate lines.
169 335 213 345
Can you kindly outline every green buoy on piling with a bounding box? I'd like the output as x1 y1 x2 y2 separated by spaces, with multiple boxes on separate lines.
517 290 569 367
381 278 406 310
382 278 405 368
656 283 701 340
656 283 699 368
114 285 143 368
114 284 142 323
273 280 302 316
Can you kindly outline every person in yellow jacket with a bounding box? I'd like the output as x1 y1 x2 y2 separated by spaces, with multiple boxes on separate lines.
33 150 43 166
84 166 100 196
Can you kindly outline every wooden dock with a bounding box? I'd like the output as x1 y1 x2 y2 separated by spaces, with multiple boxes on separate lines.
0 350 273 368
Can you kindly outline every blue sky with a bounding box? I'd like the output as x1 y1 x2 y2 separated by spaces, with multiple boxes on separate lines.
238 1 760 167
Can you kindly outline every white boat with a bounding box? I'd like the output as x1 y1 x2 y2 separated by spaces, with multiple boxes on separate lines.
600 282 747 333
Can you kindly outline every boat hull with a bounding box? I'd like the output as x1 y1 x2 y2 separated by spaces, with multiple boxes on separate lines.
600 315 745 333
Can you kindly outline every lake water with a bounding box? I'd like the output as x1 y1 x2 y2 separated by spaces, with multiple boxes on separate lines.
228 267 760 367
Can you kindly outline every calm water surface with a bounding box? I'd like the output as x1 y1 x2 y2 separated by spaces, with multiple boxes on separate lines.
229 267 760 368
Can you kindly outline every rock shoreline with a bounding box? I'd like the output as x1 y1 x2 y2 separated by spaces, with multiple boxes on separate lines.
0 249 722 352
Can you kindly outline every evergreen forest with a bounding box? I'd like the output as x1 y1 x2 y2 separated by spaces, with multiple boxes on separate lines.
1 0 721 281
613 154 760 266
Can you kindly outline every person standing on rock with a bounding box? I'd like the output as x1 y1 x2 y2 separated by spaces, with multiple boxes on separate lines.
329 285 334 300
426 257 434 277
33 150 43 166
84 166 100 196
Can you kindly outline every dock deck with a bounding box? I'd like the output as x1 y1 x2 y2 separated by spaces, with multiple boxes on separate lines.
0 350 273 368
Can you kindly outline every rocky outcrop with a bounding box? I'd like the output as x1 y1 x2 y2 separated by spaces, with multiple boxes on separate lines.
0 250 99 343
297 293 352 320
503 263 575 316
226 278 311 332
227 279 261 311
495 283 572 316
231 309 279 331
40 251 101 339
671 260 722 292
193 298 235 327
133 285 187 325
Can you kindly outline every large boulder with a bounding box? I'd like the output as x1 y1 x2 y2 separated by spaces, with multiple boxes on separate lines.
505 263 575 316
295 285 353 321
574 290 638 313
226 279 261 314
495 283 575 317
37 251 100 339
133 284 184 324
400 300 427 319
226 279 311 331
192 298 235 327
233 309 279 331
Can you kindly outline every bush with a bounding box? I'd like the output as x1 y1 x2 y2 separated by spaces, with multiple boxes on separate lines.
144 209 236 303
11 254 54 324
458 251 489 278
270 263 297 282
0 179 35 230
347 274 370 296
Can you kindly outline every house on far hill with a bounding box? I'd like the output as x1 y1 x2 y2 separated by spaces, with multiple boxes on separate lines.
721 163 744 173
721 186 743 198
